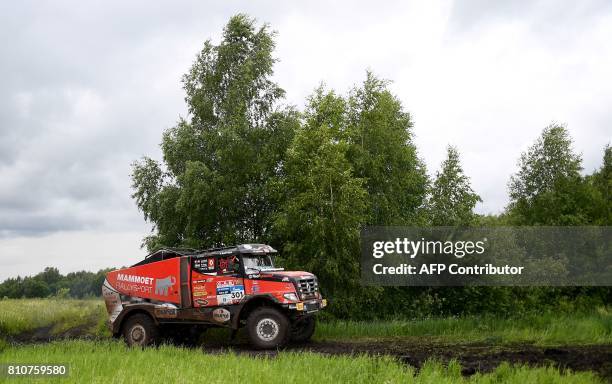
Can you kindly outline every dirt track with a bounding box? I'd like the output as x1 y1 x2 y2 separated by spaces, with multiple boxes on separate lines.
7 326 612 379
201 338 612 379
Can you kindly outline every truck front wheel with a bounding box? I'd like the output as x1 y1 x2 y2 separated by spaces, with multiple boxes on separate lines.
291 315 316 343
246 307 289 349
122 314 158 347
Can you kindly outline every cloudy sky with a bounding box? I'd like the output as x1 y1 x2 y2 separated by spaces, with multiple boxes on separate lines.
1 0 610 280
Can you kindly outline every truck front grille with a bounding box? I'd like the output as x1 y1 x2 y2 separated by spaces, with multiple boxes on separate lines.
298 278 318 298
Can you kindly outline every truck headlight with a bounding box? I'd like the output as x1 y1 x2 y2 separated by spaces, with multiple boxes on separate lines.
283 293 299 302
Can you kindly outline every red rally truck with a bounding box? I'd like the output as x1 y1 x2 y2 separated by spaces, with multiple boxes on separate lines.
102 244 326 349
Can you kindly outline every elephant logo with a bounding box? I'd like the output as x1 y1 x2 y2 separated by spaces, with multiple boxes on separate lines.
154 276 176 296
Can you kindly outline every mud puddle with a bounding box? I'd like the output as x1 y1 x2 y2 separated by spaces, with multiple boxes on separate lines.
200 339 612 379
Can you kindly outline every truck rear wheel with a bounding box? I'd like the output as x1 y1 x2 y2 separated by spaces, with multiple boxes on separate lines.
246 307 289 349
123 314 158 347
291 315 316 343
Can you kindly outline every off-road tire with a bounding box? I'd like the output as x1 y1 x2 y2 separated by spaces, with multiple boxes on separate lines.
246 307 289 349
122 314 159 347
291 315 316 343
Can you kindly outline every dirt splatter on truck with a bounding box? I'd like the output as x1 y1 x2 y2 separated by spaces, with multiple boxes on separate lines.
102 244 326 349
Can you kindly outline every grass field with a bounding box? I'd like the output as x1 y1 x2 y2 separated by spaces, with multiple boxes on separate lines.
1 300 610 382
0 299 106 337
316 308 612 345
1 299 611 346
0 340 604 384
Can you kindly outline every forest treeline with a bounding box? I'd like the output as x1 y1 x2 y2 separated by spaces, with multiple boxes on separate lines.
0 268 109 299
2 15 610 318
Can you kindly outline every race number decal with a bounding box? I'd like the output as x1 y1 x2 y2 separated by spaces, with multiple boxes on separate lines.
216 280 245 305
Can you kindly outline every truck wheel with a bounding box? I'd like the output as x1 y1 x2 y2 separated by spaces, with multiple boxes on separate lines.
246 307 289 349
291 316 316 343
123 314 158 347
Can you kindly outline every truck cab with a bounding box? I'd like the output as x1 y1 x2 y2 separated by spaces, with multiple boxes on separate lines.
102 244 326 349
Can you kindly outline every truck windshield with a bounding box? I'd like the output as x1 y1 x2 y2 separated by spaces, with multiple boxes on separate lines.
242 254 280 272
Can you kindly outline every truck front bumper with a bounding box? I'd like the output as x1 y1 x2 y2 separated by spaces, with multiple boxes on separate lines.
287 298 327 313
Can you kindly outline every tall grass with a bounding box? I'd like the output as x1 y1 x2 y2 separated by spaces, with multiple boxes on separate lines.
0 340 603 384
1 299 611 345
316 308 612 345
0 299 104 336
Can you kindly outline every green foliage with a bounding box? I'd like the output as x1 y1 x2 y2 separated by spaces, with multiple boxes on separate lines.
54 287 71 299
503 131 612 314
509 123 582 203
132 14 298 249
273 88 371 317
587 144 612 225
506 123 598 225
345 72 429 225
317 307 612 345
428 146 481 226
0 268 110 299
22 278 50 298
274 76 429 317
404 146 482 321
0 277 23 298
347 284 611 321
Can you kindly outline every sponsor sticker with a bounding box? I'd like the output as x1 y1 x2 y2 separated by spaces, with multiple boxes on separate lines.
154 304 178 318
116 282 152 295
193 286 208 297
155 308 178 318
216 284 245 305
212 308 231 323
193 257 216 273
115 274 156 295
117 274 154 285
